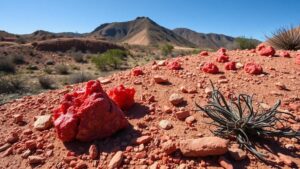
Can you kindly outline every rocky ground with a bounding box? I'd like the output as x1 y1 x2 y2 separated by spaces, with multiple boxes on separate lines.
0 48 299 169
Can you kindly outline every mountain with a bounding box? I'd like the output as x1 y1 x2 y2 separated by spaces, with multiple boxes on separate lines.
173 28 236 49
90 17 195 47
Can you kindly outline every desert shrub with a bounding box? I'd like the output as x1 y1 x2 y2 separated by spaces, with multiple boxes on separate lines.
11 55 25 64
92 49 126 71
0 56 16 73
38 76 55 89
27 65 39 70
266 26 300 50
43 67 53 74
235 37 259 50
0 75 24 93
55 64 69 74
72 52 85 63
160 44 174 56
69 72 94 84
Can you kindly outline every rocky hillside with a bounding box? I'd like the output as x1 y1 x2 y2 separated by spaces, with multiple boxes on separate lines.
173 28 236 49
89 17 196 47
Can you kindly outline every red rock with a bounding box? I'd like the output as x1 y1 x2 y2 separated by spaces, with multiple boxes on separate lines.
161 140 177 155
13 114 23 123
25 140 37 150
28 155 45 164
296 55 300 65
6 132 19 144
136 135 152 145
279 51 290 57
256 44 275 57
202 63 219 74
53 80 128 142
199 51 208 56
218 156 233 169
185 116 196 124
108 85 136 110
179 137 228 157
167 60 181 70
224 62 237 70
89 144 98 160
216 55 229 63
175 110 190 120
132 68 144 76
75 161 88 169
217 48 227 54
244 62 263 75
153 75 169 84
229 147 247 161
163 106 172 114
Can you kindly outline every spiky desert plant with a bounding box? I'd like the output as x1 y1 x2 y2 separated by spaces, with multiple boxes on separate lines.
266 26 300 50
196 81 300 161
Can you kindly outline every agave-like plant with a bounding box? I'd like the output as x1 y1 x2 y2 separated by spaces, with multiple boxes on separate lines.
266 26 300 50
196 81 300 161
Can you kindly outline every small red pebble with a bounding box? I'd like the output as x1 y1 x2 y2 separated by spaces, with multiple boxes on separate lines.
199 51 208 56
217 47 227 54
202 62 219 74
216 55 229 63
108 85 136 110
167 60 181 70
256 44 275 57
132 68 144 76
279 51 290 58
296 55 300 65
224 62 236 70
244 62 263 75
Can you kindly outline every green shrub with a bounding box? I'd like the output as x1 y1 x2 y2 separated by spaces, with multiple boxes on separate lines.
0 56 16 73
160 44 174 56
92 49 126 71
266 26 300 50
72 52 85 63
55 64 69 74
0 75 24 93
234 37 259 50
38 76 55 89
44 67 53 74
69 72 93 84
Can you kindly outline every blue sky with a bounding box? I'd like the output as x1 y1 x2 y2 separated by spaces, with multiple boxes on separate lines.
1 0 300 40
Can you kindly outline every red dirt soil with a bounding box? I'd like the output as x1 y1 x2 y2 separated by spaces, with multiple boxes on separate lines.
0 49 300 169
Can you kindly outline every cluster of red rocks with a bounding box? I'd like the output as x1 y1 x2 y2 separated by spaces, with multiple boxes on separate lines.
0 46 299 169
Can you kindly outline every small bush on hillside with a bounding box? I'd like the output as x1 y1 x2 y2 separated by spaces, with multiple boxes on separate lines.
55 64 69 74
160 44 174 56
92 49 127 71
11 55 25 64
235 37 259 50
0 76 24 93
72 52 85 63
0 56 16 73
38 76 55 89
69 72 94 84
266 26 300 50
44 67 53 74
27 65 39 70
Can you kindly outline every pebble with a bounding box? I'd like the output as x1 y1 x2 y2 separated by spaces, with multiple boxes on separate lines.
136 135 152 145
153 75 169 84
169 93 184 106
34 114 53 130
275 82 287 90
218 156 233 169
89 144 98 160
159 120 173 130
161 140 177 155
13 114 23 123
175 110 190 120
108 151 123 169
0 143 11 152
185 116 196 124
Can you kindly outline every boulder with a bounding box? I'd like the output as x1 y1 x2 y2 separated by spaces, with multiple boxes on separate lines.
256 44 275 57
53 80 128 142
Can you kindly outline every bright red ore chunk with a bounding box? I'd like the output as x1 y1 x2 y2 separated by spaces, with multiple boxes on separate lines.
224 62 236 70
132 68 144 76
244 62 263 75
53 80 128 142
108 85 136 110
256 44 275 57
216 55 229 63
202 62 219 74
167 60 181 70
199 51 209 56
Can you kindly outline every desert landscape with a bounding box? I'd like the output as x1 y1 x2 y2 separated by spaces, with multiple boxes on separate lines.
0 1 300 169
